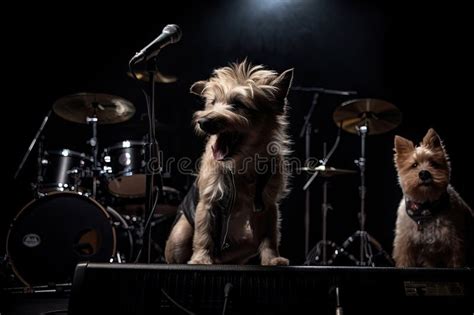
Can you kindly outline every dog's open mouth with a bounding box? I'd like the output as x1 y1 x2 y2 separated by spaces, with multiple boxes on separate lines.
212 133 241 161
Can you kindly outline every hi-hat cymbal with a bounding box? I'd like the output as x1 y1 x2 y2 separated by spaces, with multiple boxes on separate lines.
53 93 136 124
298 165 357 177
333 98 401 135
127 70 177 83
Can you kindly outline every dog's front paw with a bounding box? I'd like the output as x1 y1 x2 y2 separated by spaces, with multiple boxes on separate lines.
188 258 213 264
262 256 289 266
188 255 213 265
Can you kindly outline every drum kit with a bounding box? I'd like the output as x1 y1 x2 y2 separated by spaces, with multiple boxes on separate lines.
7 92 181 286
6 83 401 285
300 98 401 267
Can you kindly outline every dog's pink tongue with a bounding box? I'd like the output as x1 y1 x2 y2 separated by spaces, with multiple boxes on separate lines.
212 146 222 160
212 136 229 161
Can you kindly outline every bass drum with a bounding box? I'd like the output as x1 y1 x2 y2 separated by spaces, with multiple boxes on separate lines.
6 192 132 286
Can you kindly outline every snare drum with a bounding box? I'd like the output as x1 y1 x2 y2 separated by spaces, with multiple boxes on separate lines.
40 149 92 193
102 140 147 198
6 192 133 286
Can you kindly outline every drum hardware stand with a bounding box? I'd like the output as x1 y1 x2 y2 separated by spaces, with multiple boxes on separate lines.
14 109 52 196
320 176 330 264
303 141 345 265
106 206 132 261
340 122 375 266
293 86 357 257
312 142 337 265
298 92 319 256
86 114 100 199
332 99 401 266
357 123 369 265
335 285 343 315
34 135 45 197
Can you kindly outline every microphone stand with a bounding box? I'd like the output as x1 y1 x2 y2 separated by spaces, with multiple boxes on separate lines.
141 56 164 263
14 109 52 197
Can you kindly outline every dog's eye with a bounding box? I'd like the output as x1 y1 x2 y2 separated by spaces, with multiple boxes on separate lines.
230 100 245 110
412 162 418 168
430 161 440 168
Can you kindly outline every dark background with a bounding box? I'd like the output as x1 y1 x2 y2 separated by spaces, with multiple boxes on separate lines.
3 1 473 266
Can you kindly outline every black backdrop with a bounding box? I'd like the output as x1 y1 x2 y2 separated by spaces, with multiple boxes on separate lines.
3 1 473 265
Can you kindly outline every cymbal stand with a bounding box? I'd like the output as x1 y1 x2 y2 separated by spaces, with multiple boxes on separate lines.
294 86 357 257
14 109 52 196
299 92 320 256
357 123 368 265
86 111 99 199
318 143 332 264
304 142 341 265
36 135 45 196
341 122 375 266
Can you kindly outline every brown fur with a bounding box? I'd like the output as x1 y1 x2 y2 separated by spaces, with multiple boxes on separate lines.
165 61 293 265
393 128 473 267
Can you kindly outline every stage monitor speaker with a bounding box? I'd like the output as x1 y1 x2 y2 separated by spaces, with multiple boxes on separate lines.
69 263 472 315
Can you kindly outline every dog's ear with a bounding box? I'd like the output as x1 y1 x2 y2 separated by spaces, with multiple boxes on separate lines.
422 128 442 150
394 135 414 154
190 80 207 96
273 68 294 101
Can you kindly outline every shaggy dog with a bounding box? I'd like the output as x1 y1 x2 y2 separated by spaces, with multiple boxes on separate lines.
165 61 293 265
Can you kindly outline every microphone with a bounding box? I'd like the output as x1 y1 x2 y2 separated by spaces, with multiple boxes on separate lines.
130 24 182 64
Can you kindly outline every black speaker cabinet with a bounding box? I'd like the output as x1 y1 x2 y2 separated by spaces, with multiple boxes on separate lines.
69 263 472 315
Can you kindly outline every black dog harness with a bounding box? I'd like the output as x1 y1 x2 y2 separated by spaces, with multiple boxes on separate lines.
178 168 271 255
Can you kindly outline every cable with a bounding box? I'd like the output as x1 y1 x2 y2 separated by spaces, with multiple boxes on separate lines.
133 188 161 263
222 282 233 315
129 59 165 263
160 288 196 315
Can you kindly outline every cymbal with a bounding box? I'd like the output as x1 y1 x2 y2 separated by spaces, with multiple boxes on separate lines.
333 98 401 135
298 165 357 177
127 70 177 83
53 93 136 124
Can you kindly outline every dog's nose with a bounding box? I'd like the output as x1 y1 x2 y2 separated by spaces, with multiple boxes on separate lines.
419 170 432 181
198 118 220 134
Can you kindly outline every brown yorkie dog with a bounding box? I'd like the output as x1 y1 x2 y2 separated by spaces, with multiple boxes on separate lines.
393 128 473 267
165 61 293 265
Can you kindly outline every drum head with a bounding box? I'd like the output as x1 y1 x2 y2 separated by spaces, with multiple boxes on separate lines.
103 140 146 198
108 174 146 198
6 192 116 286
